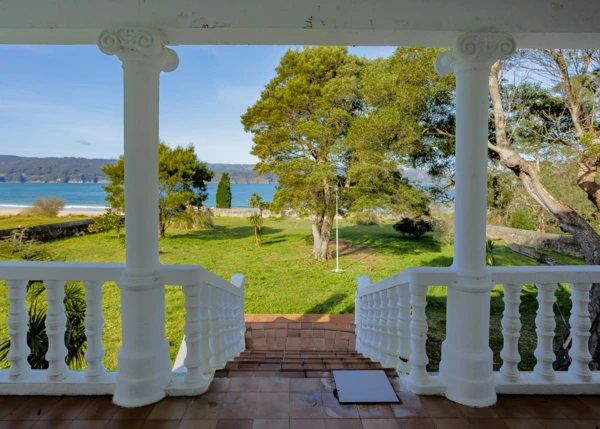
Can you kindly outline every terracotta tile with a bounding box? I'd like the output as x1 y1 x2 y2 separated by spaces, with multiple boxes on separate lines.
291 378 321 392
30 421 72 429
465 419 510 429
260 363 282 369
68 421 109 429
177 420 218 429
545 396 600 420
456 403 499 419
287 330 300 338
286 338 301 347
104 421 145 429
420 396 463 418
288 323 302 330
251 323 265 329
264 330 276 338
0 397 30 419
305 364 326 370
275 330 287 338
181 393 224 420
148 397 192 420
502 419 545 429
280 372 306 378
333 341 348 349
253 338 267 347
336 332 350 341
257 377 290 392
40 397 93 421
490 396 534 419
255 392 290 419
239 363 260 369
299 331 312 338
321 392 359 418
389 392 427 419
220 392 257 419
324 420 362 429
396 418 436 429
301 323 314 329
517 396 569 419
432 419 472 429
577 396 600 415
361 419 400 429
572 420 600 429
252 419 290 429
358 404 395 419
111 403 155 420
319 378 336 392
215 420 253 429
290 392 325 419
290 419 326 429
228 378 262 392
139 421 181 429
4 396 61 421
230 371 256 377
253 330 265 338
537 420 580 429
0 422 36 429
283 364 304 370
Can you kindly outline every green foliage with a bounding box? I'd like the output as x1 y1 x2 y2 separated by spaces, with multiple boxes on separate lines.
88 209 124 238
242 46 434 259
432 215 454 246
509 208 536 231
171 207 214 230
486 239 499 266
0 281 87 370
24 196 66 217
393 217 434 238
216 172 232 208
3 230 55 261
102 143 214 238
248 213 263 246
348 211 382 227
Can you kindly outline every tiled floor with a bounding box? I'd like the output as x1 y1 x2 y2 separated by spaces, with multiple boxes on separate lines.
0 377 599 428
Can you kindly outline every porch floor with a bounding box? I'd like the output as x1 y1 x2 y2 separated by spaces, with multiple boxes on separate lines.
0 384 599 428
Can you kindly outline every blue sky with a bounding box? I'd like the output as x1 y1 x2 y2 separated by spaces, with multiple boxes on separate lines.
0 45 395 164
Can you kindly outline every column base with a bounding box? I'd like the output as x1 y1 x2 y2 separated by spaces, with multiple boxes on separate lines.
439 340 496 407
113 340 172 407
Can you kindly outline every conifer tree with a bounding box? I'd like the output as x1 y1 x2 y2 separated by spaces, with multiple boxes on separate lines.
216 172 232 208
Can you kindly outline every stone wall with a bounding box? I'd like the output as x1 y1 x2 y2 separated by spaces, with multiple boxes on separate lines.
0 219 94 242
486 224 584 259
210 208 300 219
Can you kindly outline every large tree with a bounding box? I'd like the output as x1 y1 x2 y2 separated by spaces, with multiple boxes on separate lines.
102 143 214 238
216 172 232 208
242 46 433 261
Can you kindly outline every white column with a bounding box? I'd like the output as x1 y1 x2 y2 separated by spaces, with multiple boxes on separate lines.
98 27 179 407
435 33 516 407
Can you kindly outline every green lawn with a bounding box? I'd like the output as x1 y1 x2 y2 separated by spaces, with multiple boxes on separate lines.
0 216 584 372
0 215 89 230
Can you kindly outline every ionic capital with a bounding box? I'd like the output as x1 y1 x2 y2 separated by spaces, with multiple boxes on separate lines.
98 27 178 72
435 32 516 76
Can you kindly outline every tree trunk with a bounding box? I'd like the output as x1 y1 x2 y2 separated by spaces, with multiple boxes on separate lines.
577 159 600 213
489 61 600 370
312 213 334 261
537 206 546 233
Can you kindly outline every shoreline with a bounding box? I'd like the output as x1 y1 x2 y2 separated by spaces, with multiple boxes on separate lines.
0 208 103 217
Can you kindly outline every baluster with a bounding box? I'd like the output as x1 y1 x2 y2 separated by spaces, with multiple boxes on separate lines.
225 293 234 357
355 294 364 354
183 282 212 385
397 284 412 374
534 283 557 382
218 289 228 364
236 295 245 354
385 286 400 369
6 280 31 381
83 280 106 382
376 290 387 363
408 283 430 387
372 292 382 361
364 293 374 358
209 286 223 368
569 282 593 382
500 283 523 382
44 280 69 381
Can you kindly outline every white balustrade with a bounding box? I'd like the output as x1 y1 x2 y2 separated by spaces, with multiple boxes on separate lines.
533 283 558 382
568 282 593 382
408 282 431 387
83 280 107 382
500 283 522 382
6 279 30 381
397 284 412 375
385 286 400 369
44 280 69 382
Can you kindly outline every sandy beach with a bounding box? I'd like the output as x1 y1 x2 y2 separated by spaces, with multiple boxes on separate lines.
0 208 102 218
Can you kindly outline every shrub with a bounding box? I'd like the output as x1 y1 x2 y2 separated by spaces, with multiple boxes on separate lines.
432 215 454 246
216 173 232 208
88 209 124 238
348 211 382 226
508 208 536 231
24 196 66 217
248 213 263 246
393 217 434 238
4 230 55 261
486 238 499 266
171 207 214 230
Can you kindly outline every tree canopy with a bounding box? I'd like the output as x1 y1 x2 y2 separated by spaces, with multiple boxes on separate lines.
242 46 445 260
102 142 214 237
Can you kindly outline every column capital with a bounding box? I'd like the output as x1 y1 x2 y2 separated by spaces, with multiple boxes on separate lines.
435 32 516 76
98 27 178 72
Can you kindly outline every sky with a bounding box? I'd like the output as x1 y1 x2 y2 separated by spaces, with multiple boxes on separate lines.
0 45 396 164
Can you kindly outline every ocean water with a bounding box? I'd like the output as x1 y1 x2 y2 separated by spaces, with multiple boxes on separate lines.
0 183 278 211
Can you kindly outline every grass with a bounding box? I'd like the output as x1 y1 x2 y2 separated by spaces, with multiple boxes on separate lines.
0 216 585 372
0 215 89 230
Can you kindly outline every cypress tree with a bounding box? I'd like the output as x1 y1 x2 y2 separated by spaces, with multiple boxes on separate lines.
216 172 232 208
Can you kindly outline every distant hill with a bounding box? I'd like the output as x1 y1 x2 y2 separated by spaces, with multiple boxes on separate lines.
0 155 434 185
0 155 277 184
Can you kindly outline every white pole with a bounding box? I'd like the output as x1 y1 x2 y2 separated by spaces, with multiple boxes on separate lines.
333 186 342 272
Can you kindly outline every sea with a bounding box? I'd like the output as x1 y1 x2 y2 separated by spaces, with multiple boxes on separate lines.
0 183 278 211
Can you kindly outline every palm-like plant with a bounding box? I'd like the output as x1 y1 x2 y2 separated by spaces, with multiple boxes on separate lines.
248 213 264 246
486 239 498 266
0 281 87 370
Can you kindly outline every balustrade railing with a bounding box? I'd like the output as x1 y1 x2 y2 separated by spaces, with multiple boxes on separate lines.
0 262 245 396
355 265 600 396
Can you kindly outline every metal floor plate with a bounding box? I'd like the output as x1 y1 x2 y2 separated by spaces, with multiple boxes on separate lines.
332 370 400 404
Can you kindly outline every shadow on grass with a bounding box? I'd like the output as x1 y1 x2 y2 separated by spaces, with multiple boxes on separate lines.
306 293 349 314
337 225 443 256
165 225 283 242
419 256 453 267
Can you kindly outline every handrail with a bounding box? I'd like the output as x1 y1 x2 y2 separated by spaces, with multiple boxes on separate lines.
489 265 600 285
357 267 456 297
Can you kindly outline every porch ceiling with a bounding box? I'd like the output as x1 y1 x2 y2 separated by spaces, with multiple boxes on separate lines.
0 0 599 48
